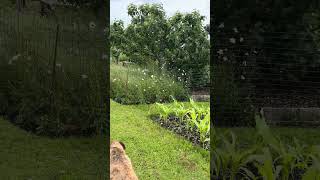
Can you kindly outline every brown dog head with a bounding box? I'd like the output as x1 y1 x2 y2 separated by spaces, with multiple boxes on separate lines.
111 141 126 150
110 141 138 180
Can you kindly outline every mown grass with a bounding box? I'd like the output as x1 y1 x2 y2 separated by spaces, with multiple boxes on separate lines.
0 117 107 179
110 100 209 179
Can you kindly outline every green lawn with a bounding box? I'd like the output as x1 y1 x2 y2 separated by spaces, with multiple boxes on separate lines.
0 117 107 180
110 100 210 179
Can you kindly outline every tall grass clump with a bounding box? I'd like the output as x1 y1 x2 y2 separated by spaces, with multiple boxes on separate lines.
110 63 189 104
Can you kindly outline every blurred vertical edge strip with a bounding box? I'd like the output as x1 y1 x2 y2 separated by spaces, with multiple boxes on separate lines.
210 0 214 178
105 0 111 178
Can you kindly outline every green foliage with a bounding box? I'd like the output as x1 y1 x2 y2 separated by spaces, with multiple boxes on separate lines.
195 112 210 143
213 1 320 127
110 3 210 89
213 1 320 110
302 154 320 180
125 3 168 66
0 11 107 137
110 63 189 104
212 131 258 179
150 98 210 147
166 11 210 89
251 147 282 180
155 103 172 122
110 20 126 64
212 115 320 179
0 52 107 137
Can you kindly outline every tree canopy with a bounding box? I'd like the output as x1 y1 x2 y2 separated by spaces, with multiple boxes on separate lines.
213 0 320 94
111 3 210 90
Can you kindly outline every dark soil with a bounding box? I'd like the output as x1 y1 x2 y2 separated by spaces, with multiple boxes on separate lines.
151 115 210 150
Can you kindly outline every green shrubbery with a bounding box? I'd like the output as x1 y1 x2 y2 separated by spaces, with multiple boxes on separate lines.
0 10 107 137
211 115 320 179
0 52 107 137
110 63 189 104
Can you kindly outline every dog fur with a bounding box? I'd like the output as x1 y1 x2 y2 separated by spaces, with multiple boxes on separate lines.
110 141 138 180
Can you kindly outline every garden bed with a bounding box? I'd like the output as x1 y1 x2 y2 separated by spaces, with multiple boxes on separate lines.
151 115 210 150
149 98 210 150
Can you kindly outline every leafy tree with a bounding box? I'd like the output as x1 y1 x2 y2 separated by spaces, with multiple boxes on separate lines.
125 3 169 67
110 20 126 64
112 3 210 89
166 11 210 89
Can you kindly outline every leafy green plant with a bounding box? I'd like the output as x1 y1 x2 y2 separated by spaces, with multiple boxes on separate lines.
155 103 171 122
255 115 280 151
195 112 210 144
186 108 198 131
302 154 320 180
211 114 320 179
171 98 189 125
251 147 282 180
255 115 309 179
151 98 210 148
212 131 258 180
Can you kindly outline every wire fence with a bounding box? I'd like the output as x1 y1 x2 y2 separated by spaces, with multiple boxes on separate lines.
213 23 320 127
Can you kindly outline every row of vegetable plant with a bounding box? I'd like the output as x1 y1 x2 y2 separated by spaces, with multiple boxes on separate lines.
149 97 210 150
212 115 320 179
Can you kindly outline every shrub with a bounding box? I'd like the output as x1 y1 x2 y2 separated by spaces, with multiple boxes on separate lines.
0 50 107 137
0 9 107 137
110 63 189 104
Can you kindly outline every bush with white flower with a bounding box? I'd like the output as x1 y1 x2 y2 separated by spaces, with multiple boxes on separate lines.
111 63 189 104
